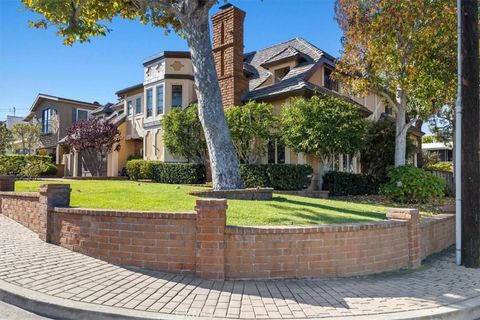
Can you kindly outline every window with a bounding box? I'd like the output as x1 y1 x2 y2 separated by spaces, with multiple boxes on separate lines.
268 140 286 164
42 108 55 134
171 85 183 108
324 68 338 91
274 67 290 83
135 97 142 114
146 88 153 117
156 85 164 115
127 100 133 116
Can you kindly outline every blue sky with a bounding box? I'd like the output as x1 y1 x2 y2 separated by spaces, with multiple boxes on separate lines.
0 0 343 121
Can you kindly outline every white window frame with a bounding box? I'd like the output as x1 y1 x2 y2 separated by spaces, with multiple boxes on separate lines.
76 108 91 122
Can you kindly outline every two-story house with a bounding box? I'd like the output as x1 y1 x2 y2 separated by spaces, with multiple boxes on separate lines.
101 4 421 186
24 93 100 164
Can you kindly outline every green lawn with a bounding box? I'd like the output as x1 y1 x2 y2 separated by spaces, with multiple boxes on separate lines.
15 180 442 226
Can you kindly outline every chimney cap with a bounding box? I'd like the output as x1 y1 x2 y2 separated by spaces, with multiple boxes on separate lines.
219 3 234 10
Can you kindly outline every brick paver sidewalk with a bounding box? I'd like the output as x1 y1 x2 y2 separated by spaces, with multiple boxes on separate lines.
1 215 479 319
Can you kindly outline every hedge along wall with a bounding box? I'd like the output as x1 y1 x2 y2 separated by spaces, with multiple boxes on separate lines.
0 177 455 280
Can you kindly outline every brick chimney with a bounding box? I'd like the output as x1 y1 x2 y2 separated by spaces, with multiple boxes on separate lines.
211 4 248 108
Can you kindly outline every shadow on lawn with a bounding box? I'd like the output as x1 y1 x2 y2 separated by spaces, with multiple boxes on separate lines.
263 196 386 225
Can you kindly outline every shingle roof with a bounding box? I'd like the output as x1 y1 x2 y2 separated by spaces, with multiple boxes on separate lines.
244 37 333 92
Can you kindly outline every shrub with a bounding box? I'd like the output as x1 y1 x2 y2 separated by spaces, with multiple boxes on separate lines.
322 171 384 196
42 163 58 176
20 158 50 179
424 162 453 173
0 154 53 177
380 166 446 203
126 160 205 184
240 164 313 190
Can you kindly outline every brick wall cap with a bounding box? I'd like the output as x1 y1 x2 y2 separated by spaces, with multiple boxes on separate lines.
0 191 39 199
39 184 71 190
52 207 196 219
225 219 407 234
0 175 15 180
420 214 455 227
387 208 420 221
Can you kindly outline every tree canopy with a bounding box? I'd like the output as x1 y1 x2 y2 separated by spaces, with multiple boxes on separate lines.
0 124 13 153
65 119 121 176
225 101 279 164
334 0 457 166
163 104 207 164
11 123 41 155
281 95 367 164
23 0 244 190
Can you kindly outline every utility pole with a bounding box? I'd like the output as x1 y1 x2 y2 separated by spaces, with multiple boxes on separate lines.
461 0 480 268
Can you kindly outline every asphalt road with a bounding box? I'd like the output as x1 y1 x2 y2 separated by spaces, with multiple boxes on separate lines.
0 301 50 319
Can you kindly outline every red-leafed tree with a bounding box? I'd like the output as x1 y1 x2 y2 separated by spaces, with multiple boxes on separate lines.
65 119 121 176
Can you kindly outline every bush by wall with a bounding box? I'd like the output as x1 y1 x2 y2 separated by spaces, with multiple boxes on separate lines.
322 171 383 196
126 160 205 184
240 164 313 190
380 166 446 203
0 154 54 177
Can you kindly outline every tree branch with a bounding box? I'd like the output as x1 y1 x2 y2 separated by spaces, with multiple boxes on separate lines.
370 88 400 114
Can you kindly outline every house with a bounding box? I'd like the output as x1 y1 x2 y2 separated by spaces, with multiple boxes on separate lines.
422 142 453 162
23 94 100 164
95 4 422 186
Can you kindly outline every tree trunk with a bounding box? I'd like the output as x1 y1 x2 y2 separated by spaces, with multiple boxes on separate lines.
415 120 424 167
460 0 480 268
394 91 409 167
178 8 243 190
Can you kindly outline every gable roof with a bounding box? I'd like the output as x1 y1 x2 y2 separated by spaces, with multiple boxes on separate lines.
25 93 100 121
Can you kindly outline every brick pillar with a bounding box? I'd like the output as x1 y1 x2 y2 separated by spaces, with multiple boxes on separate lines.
0 176 14 191
195 199 227 280
387 208 421 268
38 184 71 242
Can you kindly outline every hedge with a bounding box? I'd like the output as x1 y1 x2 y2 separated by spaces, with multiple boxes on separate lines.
126 160 313 190
0 154 54 176
322 171 384 196
126 160 205 184
240 164 313 190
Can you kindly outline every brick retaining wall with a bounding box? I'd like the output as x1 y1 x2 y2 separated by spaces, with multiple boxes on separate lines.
0 178 455 280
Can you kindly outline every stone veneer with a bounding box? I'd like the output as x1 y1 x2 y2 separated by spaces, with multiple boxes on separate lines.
0 177 455 280
189 188 273 200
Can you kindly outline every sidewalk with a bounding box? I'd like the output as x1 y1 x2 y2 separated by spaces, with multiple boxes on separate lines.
0 214 479 320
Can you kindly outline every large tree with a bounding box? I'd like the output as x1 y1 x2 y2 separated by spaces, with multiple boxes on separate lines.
225 101 279 164
281 95 367 187
65 119 121 176
23 0 243 190
334 0 457 167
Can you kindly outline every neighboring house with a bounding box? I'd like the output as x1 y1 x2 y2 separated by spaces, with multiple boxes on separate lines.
100 4 422 187
422 142 453 162
24 94 100 164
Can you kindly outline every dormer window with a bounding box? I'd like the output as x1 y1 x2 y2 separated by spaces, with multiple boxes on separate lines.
274 67 290 83
324 67 339 92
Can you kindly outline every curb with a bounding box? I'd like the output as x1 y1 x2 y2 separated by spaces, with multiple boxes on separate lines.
0 278 479 320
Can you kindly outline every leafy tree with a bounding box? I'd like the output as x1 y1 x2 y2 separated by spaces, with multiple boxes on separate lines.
422 135 436 144
163 104 207 164
11 123 41 155
361 119 415 177
22 0 243 190
281 95 367 185
0 123 13 153
334 0 457 167
65 119 121 176
225 101 279 164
